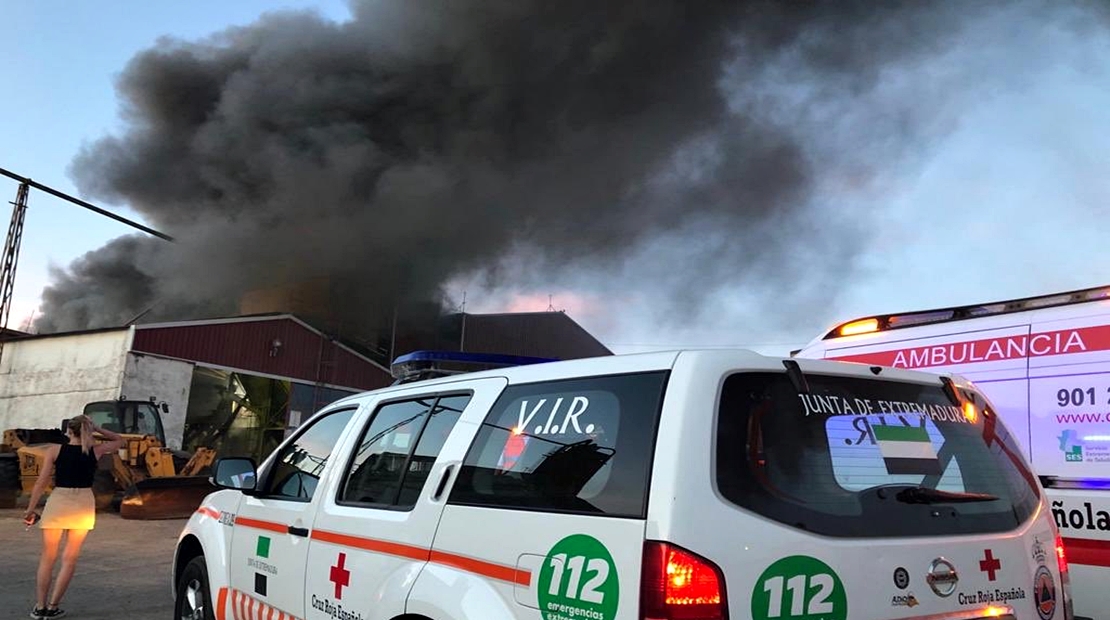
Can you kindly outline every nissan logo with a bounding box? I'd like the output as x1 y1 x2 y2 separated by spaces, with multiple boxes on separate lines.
926 558 959 597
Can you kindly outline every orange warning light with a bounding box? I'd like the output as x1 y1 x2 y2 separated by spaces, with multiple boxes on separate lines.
838 318 880 337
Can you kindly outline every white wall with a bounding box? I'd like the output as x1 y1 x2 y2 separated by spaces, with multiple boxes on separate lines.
120 353 194 449
0 330 131 431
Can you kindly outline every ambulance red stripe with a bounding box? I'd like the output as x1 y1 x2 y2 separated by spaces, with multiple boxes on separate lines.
829 325 1110 369
197 506 221 520
1063 537 1110 567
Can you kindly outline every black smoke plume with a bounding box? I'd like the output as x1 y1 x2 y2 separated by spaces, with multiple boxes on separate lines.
36 0 1094 346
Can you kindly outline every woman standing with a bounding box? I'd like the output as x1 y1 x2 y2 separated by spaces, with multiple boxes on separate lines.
22 415 124 619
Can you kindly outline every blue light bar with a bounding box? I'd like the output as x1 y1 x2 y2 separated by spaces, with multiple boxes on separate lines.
389 350 560 383
1040 476 1110 491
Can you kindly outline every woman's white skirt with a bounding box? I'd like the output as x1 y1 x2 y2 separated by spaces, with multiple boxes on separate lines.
40 487 96 530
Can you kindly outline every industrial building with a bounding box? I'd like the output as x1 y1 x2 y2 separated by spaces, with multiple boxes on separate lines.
0 310 609 461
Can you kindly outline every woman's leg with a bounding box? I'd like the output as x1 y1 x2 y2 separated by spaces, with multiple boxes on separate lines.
47 528 89 608
35 529 64 608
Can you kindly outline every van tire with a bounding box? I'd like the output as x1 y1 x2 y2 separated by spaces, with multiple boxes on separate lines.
175 556 214 620
0 455 20 509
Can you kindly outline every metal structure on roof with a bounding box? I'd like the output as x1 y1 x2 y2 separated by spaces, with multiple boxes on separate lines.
0 166 173 367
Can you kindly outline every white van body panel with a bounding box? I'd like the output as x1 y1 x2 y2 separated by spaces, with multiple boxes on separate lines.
175 348 1073 620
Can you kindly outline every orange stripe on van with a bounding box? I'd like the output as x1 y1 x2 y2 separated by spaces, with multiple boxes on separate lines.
311 528 531 585
1063 537 1110 567
312 529 430 561
430 549 532 586
216 587 228 620
234 516 289 534
225 589 299 620
197 506 221 520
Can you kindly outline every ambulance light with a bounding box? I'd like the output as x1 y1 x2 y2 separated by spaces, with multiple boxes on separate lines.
838 318 880 337
963 402 978 424
983 606 1006 617
887 310 954 327
966 303 1007 316
641 541 725 620
1040 477 1110 490
1085 287 1110 300
1025 294 1075 309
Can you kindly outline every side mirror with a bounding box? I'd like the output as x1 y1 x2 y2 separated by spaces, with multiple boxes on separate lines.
212 457 258 492
161 403 170 413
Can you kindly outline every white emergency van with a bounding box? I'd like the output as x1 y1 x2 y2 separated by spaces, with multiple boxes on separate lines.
173 349 1077 620
794 285 1110 619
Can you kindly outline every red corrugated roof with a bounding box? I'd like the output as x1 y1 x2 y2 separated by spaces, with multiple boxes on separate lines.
132 315 391 391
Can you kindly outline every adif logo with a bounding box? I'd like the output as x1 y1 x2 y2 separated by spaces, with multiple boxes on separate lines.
891 593 919 608
1058 429 1083 462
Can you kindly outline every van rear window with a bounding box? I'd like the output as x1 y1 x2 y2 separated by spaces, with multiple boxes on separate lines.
449 371 667 518
717 372 1040 537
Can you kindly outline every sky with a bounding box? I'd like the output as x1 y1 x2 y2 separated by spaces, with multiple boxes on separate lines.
2 1 1109 358
0 0 351 327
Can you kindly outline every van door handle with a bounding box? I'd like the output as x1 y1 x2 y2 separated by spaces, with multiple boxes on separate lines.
288 525 309 537
432 465 454 501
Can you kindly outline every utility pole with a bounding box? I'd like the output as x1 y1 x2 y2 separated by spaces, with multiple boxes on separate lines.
0 166 173 368
0 181 29 366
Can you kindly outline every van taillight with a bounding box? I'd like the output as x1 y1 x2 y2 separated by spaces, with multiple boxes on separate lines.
641 541 727 620
1055 532 1069 575
1054 531 1076 620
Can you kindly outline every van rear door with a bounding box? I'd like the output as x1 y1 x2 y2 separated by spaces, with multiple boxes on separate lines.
707 367 1055 620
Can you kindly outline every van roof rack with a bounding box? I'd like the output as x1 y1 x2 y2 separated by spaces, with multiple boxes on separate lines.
824 284 1110 340
389 350 559 384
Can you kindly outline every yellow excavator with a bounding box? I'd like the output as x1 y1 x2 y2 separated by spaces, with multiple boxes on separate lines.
0 397 216 519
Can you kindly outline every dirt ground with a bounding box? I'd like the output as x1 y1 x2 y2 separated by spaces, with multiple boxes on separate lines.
0 506 186 619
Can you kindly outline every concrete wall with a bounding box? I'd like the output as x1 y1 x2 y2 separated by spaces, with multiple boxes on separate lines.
120 353 195 450
0 330 131 431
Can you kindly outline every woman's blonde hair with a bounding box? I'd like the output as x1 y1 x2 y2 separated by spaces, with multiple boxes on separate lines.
67 415 95 454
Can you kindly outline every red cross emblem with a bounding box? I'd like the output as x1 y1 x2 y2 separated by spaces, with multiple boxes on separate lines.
979 549 1001 581
329 553 351 599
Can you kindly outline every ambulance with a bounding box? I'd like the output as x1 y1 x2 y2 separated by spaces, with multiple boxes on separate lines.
172 348 1077 620
794 284 1110 619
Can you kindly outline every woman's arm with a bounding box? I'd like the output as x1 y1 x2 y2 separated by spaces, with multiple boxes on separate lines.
23 444 58 519
92 425 126 459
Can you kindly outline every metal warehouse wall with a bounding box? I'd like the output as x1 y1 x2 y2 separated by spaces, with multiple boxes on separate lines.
0 329 131 430
131 317 391 392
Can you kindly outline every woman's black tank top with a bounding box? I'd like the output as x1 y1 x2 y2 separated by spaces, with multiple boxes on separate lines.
54 444 98 488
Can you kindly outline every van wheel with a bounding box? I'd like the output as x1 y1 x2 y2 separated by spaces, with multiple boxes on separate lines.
175 556 214 620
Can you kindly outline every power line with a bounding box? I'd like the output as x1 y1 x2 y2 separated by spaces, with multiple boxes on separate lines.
0 166 173 241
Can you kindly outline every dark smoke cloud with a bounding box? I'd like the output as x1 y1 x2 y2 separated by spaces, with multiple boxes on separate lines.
37 0 1092 344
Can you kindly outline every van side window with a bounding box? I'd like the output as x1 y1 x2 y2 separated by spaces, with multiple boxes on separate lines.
263 408 356 501
448 372 667 518
339 394 470 508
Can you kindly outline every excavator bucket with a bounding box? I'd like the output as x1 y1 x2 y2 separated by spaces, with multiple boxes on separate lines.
119 475 215 520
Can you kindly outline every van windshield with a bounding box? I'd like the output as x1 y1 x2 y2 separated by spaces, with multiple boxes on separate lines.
716 372 1040 537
